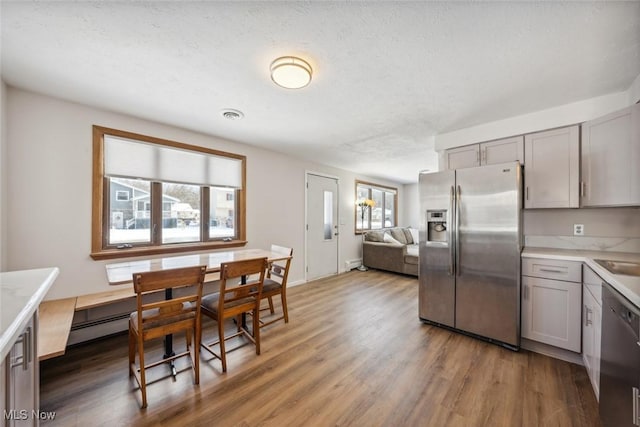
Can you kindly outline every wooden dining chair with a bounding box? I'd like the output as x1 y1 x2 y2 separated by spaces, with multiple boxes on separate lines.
259 245 293 328
200 257 268 372
128 265 206 409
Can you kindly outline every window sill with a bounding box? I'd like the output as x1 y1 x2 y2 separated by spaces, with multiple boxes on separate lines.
90 240 248 261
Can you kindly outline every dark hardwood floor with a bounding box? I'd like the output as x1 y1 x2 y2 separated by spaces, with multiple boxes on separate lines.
40 270 600 426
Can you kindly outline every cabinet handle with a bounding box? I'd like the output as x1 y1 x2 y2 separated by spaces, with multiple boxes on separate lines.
482 148 487 164
580 181 586 198
633 387 640 426
526 187 529 201
539 268 564 274
476 150 480 164
585 307 592 326
523 284 528 300
9 327 31 370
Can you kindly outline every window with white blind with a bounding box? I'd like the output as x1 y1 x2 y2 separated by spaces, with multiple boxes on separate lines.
91 126 246 260
355 180 398 233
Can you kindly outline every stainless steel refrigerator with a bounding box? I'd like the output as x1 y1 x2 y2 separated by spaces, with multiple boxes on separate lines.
419 162 522 349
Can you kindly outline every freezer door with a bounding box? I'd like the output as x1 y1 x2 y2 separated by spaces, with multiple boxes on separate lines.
454 162 522 346
419 170 456 327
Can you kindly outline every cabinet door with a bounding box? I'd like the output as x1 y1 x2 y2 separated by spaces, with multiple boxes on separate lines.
581 104 640 207
480 136 524 166
582 286 596 392
445 145 480 170
524 125 580 208
521 275 581 352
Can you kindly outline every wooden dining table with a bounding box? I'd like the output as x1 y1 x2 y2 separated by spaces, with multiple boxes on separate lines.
105 248 292 375
105 248 291 286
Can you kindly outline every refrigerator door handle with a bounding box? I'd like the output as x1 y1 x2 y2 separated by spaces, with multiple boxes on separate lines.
455 185 461 276
449 185 455 275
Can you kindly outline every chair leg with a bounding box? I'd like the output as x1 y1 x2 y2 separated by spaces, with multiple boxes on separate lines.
137 336 148 409
128 325 135 377
193 323 200 385
281 291 289 323
218 319 227 373
253 308 261 355
268 296 275 314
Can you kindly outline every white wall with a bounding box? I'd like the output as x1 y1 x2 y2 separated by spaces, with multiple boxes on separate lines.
5 87 404 299
0 79 6 271
402 183 419 230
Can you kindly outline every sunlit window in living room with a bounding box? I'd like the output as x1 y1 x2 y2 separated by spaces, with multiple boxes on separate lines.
355 180 397 233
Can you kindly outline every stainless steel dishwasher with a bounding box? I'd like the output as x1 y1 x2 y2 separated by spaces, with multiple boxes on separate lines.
599 282 640 427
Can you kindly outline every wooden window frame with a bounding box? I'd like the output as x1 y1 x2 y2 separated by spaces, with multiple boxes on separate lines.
354 180 398 234
91 125 247 260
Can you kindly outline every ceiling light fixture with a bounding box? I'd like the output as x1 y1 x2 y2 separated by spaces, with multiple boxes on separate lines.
270 56 312 89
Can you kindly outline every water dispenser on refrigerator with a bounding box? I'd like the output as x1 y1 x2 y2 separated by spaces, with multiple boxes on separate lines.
426 210 448 244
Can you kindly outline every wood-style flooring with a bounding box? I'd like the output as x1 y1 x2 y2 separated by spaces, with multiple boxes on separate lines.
40 270 601 426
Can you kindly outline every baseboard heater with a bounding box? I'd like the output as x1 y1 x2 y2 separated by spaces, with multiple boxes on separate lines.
71 312 130 331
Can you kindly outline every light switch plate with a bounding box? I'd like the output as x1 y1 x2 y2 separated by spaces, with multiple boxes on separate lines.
574 224 584 236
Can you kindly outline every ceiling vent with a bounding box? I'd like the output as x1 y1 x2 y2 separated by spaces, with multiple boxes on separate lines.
221 109 244 120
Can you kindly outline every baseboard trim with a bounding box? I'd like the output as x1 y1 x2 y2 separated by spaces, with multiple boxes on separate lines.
521 338 584 365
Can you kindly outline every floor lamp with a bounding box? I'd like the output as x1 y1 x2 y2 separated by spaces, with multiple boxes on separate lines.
357 199 375 271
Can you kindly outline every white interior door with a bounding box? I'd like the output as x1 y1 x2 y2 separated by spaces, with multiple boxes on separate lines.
306 173 339 281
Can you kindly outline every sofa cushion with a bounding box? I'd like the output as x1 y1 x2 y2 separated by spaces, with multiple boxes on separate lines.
383 232 402 245
365 230 386 242
402 228 414 244
390 228 408 244
405 244 419 265
408 227 419 244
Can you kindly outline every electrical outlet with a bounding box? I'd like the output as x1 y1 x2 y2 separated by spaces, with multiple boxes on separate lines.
574 224 584 236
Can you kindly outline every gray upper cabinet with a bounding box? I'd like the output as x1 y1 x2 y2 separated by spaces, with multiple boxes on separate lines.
445 144 480 170
524 125 580 209
581 103 640 207
445 136 524 170
481 136 524 166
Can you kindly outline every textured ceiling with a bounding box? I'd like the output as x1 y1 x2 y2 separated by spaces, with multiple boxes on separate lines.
1 1 639 183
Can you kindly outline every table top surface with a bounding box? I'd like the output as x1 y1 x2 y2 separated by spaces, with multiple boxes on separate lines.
105 248 290 285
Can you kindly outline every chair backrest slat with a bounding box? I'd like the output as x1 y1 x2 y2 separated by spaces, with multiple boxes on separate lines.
268 245 293 284
132 265 207 332
218 257 268 310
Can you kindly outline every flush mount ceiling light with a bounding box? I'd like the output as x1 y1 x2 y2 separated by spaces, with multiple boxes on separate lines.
270 56 312 89
221 109 244 120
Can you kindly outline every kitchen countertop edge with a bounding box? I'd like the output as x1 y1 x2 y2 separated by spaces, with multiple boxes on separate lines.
522 247 640 308
0 267 60 361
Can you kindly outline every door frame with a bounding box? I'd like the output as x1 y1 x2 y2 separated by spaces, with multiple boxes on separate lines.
305 171 340 282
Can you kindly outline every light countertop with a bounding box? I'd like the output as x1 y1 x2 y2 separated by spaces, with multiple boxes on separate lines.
0 267 59 361
522 247 640 308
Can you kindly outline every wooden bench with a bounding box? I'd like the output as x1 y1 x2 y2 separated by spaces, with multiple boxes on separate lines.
38 297 78 361
38 273 220 360
38 288 135 361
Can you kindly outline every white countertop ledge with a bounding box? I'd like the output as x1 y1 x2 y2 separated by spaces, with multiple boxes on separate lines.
522 247 640 308
0 267 59 361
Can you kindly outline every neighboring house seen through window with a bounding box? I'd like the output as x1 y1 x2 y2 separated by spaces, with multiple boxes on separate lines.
355 180 397 233
91 126 246 260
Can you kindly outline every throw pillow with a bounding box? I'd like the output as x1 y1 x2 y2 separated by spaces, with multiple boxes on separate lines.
402 227 414 244
390 228 408 244
365 230 385 242
383 232 402 245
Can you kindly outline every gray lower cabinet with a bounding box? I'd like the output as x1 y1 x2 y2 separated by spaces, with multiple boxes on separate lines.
582 268 602 400
521 258 582 352
3 314 39 427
